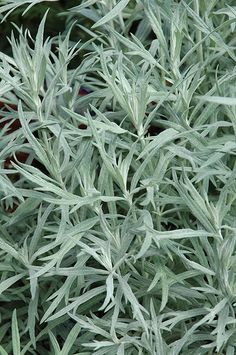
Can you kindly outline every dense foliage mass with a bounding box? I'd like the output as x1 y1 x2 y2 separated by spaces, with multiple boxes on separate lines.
1 1 236 354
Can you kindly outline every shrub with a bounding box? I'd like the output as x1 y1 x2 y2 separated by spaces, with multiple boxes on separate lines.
0 1 236 354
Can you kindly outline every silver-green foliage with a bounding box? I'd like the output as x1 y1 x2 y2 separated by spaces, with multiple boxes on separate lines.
0 0 236 354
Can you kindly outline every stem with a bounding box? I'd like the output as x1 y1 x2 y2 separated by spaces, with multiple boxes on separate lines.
193 0 204 63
